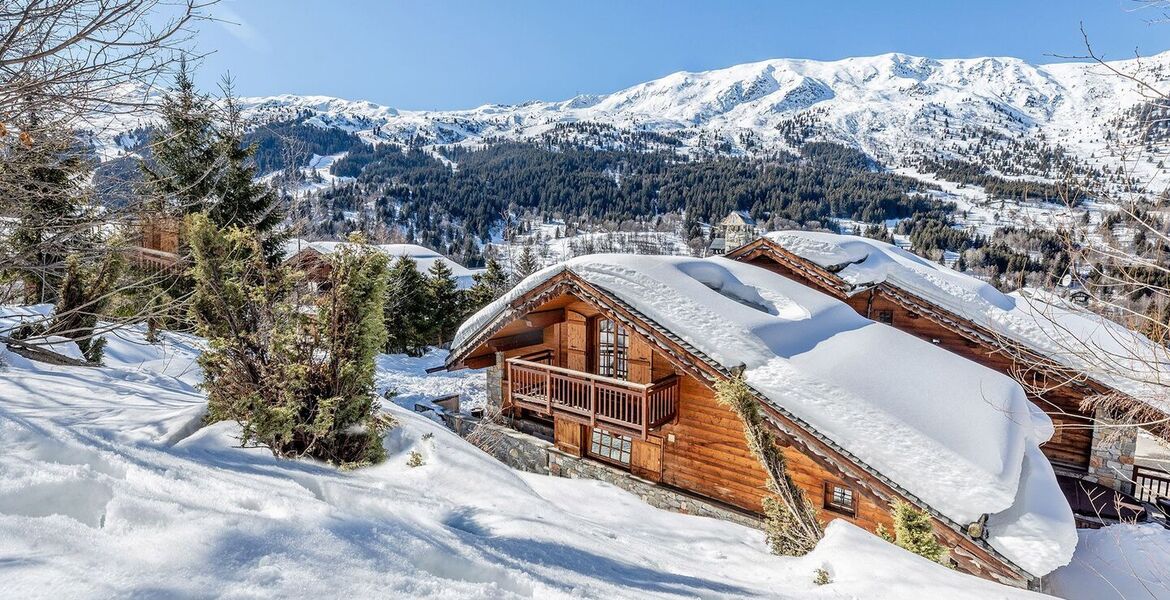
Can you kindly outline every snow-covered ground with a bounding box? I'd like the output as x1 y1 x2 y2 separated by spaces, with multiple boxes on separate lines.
0 306 1165 598
1050 524 1170 600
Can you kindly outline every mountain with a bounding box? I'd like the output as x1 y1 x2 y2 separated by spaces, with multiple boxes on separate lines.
229 51 1170 189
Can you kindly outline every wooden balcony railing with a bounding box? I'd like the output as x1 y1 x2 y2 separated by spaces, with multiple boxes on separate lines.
131 247 183 274
506 358 679 440
1134 465 1170 502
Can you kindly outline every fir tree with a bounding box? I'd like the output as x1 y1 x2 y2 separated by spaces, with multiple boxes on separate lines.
466 258 508 311
425 259 462 347
513 244 540 284
384 256 428 356
3 110 94 303
209 77 284 260
305 238 390 465
47 252 124 363
889 500 947 564
140 58 220 217
192 217 391 467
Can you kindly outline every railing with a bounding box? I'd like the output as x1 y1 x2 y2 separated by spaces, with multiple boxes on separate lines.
1133 465 1170 502
132 247 183 274
506 358 679 439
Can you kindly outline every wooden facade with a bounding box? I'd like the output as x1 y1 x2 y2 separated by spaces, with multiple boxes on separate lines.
447 270 1035 587
132 214 183 273
725 237 1158 480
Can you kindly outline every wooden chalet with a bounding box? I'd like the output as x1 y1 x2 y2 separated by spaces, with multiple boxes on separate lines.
131 213 183 273
446 254 1077 588
726 231 1168 515
282 240 481 294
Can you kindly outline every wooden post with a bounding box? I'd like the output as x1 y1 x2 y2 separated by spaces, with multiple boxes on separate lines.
545 367 552 414
589 383 596 427
641 388 649 440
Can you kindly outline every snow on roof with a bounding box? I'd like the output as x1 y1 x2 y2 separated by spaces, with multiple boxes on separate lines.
453 254 1076 575
282 238 482 289
766 230 1170 413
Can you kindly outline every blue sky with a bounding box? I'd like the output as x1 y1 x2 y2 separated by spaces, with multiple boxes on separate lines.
194 0 1170 110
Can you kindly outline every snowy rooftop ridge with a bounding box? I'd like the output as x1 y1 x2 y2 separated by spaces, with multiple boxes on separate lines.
451 254 1077 575
282 238 483 289
765 230 1170 414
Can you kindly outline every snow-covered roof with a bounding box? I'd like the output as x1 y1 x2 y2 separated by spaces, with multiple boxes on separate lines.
282 238 482 289
766 231 1170 413
452 254 1076 576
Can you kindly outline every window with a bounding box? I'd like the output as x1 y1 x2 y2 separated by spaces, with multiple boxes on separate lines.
590 429 632 465
597 318 629 379
823 482 856 516
876 310 894 325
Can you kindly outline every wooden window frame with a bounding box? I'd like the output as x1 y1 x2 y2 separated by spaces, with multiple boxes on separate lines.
823 481 857 517
876 310 894 325
588 428 633 467
596 317 629 380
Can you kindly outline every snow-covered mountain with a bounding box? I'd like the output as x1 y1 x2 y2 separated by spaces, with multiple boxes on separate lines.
230 51 1170 188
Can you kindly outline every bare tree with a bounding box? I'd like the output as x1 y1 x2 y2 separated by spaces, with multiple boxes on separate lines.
0 0 214 359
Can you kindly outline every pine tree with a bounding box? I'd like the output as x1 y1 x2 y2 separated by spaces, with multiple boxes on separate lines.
140 58 220 217
425 259 462 347
192 217 391 467
306 238 390 465
889 500 947 564
3 110 94 303
209 77 284 260
47 253 124 363
513 244 540 284
466 258 508 311
384 256 429 356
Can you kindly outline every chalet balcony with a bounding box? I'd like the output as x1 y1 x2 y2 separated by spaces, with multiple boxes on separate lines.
505 358 679 440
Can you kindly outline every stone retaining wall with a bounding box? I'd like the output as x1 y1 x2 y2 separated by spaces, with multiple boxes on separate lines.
458 418 762 530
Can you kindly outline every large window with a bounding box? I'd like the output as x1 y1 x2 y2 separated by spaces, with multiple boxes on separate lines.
597 318 629 379
590 429 632 465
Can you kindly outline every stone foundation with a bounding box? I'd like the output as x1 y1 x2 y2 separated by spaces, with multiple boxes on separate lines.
461 419 762 530
1085 407 1138 494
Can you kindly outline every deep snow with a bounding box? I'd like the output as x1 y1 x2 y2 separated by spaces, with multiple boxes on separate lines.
0 308 1062 599
768 230 1170 413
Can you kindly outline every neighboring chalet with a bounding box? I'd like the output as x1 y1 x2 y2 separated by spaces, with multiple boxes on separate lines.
445 254 1076 588
708 211 760 255
130 213 183 273
282 239 482 291
727 231 1170 522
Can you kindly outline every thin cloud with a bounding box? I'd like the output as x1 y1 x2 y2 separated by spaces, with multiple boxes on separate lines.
215 4 271 53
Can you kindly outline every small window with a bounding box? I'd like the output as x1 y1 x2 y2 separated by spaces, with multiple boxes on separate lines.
590 429 632 465
876 310 894 325
824 482 856 516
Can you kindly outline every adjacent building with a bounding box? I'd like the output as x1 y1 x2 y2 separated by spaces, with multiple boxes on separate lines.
726 230 1168 524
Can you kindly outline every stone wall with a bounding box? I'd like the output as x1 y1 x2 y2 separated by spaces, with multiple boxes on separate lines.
462 420 762 530
1085 406 1138 494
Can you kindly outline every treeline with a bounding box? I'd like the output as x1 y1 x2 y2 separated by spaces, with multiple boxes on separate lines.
318 140 945 251
919 158 1084 205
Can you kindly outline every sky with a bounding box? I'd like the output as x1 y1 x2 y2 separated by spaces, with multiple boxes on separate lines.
193 0 1170 110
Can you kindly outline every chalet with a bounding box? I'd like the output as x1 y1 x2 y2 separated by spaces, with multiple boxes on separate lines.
130 213 183 273
281 239 482 291
445 254 1076 588
726 231 1170 521
709 210 760 255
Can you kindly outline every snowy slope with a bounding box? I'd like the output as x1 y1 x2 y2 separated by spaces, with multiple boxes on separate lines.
223 52 1170 188
0 311 1055 599
453 254 1077 575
